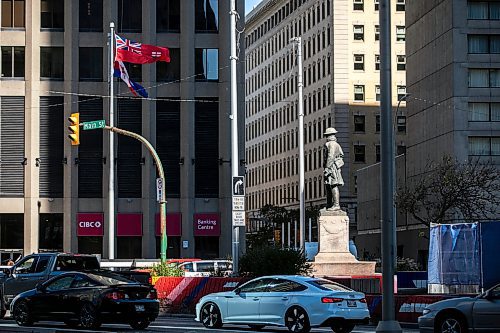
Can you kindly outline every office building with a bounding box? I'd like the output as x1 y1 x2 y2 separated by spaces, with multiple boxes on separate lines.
0 0 245 261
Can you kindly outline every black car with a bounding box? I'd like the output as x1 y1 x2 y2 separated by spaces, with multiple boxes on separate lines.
10 270 159 330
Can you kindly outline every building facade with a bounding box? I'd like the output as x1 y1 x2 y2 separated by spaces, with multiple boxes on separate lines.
357 0 500 267
0 0 245 262
244 0 406 242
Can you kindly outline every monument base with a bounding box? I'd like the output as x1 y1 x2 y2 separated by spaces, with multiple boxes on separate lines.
312 261 376 276
313 209 376 276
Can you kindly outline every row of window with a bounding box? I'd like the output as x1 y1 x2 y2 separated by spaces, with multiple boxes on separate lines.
1 0 218 33
353 25 405 42
468 1 500 20
246 30 331 93
353 144 407 163
469 69 500 87
246 116 332 164
0 47 216 82
353 0 406 12
353 84 406 102
469 137 500 156
353 54 406 71
246 16 331 72
246 84 332 122
469 102 500 122
247 179 323 210
0 96 220 198
468 35 500 54
353 114 407 133
246 0 331 47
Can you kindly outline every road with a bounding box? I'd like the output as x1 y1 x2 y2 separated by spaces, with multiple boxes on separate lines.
0 316 420 333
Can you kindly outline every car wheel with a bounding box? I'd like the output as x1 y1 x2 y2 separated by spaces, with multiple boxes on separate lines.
248 324 266 330
13 300 33 326
200 302 223 329
331 322 355 333
438 315 467 333
79 302 101 329
130 319 151 330
285 306 310 333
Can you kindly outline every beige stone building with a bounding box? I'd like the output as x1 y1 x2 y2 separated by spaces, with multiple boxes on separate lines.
245 0 406 242
0 0 245 262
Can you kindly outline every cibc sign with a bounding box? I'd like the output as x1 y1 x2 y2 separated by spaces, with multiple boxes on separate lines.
77 213 104 236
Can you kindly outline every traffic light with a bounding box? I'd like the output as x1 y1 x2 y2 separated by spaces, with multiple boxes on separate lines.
68 112 80 145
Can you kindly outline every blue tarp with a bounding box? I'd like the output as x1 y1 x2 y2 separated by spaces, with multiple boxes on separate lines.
428 222 500 289
428 223 481 285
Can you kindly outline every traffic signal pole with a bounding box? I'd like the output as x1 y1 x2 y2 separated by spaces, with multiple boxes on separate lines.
104 125 168 263
108 22 116 260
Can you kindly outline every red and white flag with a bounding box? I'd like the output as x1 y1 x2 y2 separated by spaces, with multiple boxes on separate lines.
115 34 170 64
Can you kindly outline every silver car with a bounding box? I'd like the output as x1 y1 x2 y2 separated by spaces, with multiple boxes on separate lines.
195 275 370 333
418 283 500 333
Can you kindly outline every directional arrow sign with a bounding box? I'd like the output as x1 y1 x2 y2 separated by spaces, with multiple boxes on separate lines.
83 120 106 130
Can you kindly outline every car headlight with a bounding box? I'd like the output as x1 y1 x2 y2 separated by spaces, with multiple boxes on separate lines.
422 308 431 315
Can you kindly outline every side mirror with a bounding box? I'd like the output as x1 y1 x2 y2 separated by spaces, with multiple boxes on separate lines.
36 283 45 293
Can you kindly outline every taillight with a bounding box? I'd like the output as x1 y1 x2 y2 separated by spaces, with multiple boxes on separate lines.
106 292 128 300
147 290 157 299
322 297 344 303
359 298 367 303
148 276 152 285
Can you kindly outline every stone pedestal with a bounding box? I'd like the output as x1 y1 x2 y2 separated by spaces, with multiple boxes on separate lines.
312 209 376 276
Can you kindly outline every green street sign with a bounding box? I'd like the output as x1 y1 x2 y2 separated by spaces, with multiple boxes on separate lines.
82 120 106 130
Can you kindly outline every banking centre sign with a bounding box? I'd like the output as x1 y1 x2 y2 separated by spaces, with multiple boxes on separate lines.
77 213 104 236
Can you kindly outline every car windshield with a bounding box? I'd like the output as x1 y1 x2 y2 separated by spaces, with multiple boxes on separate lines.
305 279 352 292
87 272 133 285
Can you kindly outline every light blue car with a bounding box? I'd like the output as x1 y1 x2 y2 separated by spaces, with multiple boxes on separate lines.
195 275 370 333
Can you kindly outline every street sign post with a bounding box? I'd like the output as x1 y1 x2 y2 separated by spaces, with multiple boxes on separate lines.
156 178 163 203
83 120 106 130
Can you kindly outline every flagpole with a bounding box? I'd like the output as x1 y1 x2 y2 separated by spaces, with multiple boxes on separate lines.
108 22 115 260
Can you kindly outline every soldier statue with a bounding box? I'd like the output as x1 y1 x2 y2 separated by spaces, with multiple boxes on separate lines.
323 127 344 211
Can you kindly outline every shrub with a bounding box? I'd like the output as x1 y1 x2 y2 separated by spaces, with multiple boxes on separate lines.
396 257 421 271
239 247 312 277
150 262 184 277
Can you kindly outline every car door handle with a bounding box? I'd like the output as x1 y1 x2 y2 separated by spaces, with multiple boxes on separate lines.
253 297 259 301
282 297 289 301
20 277 29 281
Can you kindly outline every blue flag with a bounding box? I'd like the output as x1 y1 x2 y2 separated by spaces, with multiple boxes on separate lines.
113 61 148 98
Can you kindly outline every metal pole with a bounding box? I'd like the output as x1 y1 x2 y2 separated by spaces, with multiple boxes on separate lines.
230 0 240 273
294 219 297 249
105 126 168 263
108 22 115 260
290 37 305 250
376 0 402 332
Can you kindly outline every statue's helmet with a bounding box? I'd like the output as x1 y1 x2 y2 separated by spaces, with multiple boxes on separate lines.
324 127 338 136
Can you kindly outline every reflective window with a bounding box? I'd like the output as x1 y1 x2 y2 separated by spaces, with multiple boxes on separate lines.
396 26 406 42
118 0 142 33
72 275 100 288
1 46 24 78
354 85 365 101
157 0 180 32
396 0 405 11
195 0 218 32
397 55 406 70
353 54 364 70
375 85 380 102
353 25 364 41
468 1 500 20
40 47 64 79
397 116 407 133
46 276 74 291
157 48 180 82
41 0 63 29
79 47 103 81
354 145 366 162
15 257 36 274
469 137 500 156
354 115 365 132
195 48 218 81
34 256 50 273
238 278 271 293
1 0 25 28
268 279 307 292
306 279 352 291
79 0 102 32
353 0 363 11
468 35 500 54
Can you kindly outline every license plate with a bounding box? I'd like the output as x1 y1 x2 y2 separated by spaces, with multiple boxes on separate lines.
135 305 145 312
347 300 357 307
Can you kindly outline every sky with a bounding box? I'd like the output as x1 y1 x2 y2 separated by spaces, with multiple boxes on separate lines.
245 0 264 15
